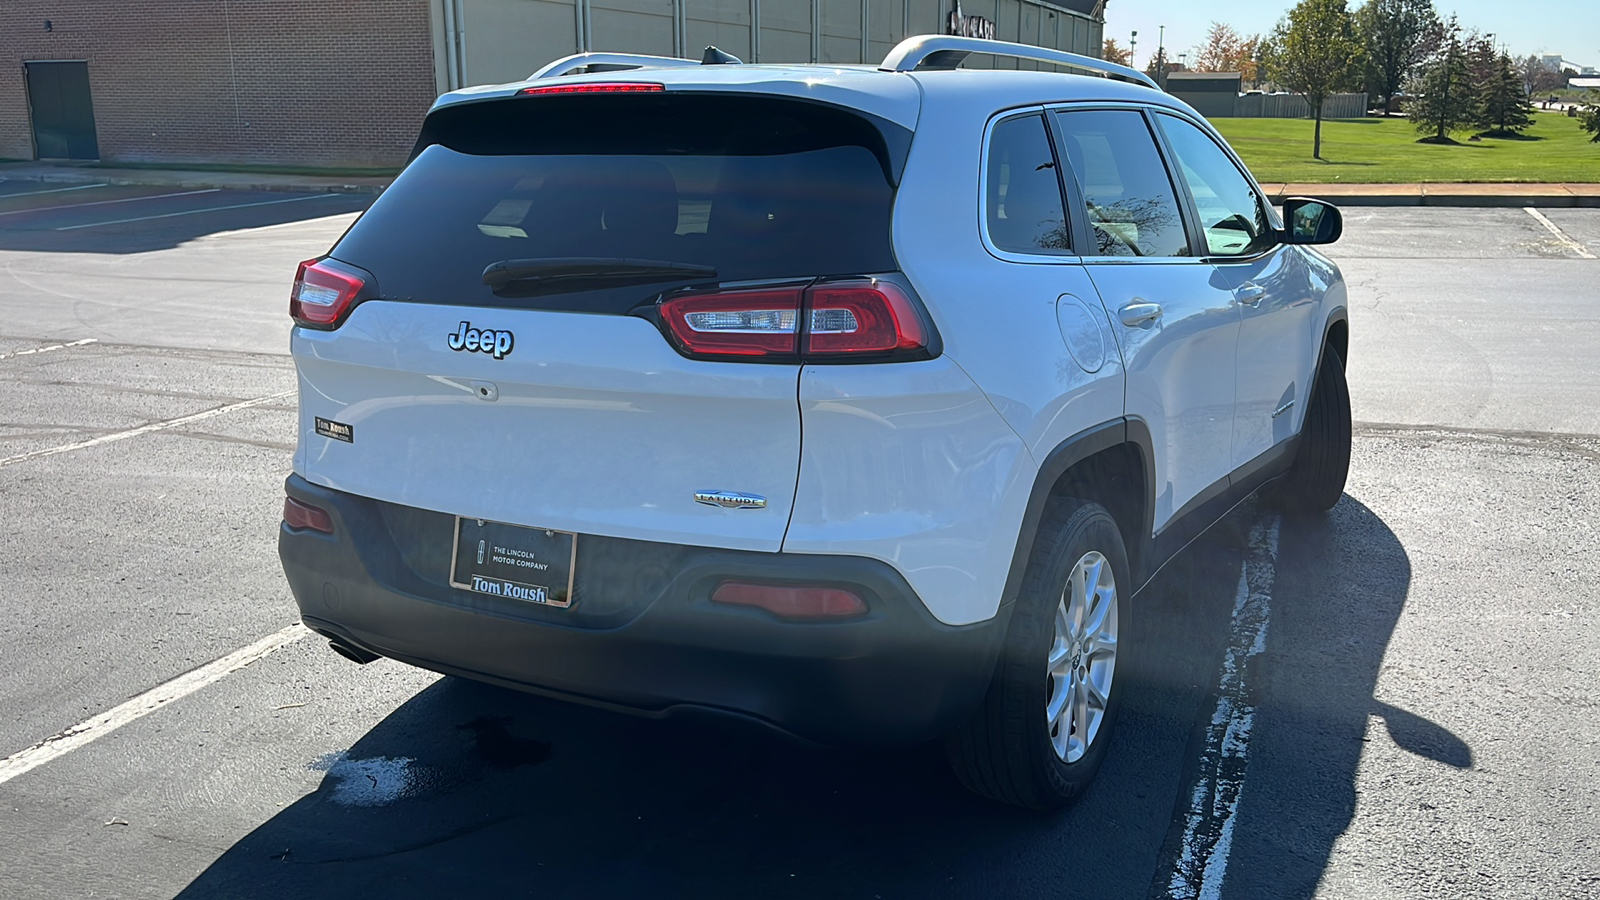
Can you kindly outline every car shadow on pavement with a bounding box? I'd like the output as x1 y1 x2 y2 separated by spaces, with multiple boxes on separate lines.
1210 497 1471 899
173 498 1459 899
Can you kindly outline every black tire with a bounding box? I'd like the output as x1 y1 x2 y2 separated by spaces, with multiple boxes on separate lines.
1260 345 1351 514
945 499 1130 810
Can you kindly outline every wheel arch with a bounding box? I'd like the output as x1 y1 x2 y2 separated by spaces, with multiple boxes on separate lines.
1000 419 1157 607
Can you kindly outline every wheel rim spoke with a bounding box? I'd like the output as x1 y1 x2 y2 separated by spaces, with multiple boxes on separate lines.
1045 549 1118 764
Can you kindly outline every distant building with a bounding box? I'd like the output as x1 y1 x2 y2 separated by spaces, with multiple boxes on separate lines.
1540 54 1565 72
0 0 1106 168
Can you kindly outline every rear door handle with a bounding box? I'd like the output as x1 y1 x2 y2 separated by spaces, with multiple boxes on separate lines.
1234 284 1266 307
1118 301 1162 328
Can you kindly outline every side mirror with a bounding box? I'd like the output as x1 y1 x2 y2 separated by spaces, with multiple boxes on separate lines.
1282 197 1343 245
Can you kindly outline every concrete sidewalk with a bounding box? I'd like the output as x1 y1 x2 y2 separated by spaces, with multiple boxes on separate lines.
1259 181 1600 208
0 161 391 195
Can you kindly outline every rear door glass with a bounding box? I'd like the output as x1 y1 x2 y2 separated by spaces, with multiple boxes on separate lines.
985 113 1072 255
332 94 906 313
1052 108 1190 258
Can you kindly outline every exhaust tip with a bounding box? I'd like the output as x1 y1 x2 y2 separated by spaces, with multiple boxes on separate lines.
328 638 380 665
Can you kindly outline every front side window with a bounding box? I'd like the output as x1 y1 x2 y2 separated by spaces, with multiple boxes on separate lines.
1157 114 1275 257
985 114 1071 255
1053 109 1189 259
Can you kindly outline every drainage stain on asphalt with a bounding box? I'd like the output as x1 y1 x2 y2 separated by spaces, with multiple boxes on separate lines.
458 715 553 770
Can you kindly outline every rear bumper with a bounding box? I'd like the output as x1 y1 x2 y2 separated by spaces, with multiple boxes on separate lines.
278 475 1009 744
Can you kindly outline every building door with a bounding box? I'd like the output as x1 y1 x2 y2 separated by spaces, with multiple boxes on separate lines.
25 61 100 160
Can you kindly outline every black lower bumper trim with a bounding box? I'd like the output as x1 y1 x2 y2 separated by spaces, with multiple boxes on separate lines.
279 475 1009 744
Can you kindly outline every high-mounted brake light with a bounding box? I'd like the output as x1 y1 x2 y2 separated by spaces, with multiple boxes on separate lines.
656 280 929 361
518 83 664 95
290 258 364 329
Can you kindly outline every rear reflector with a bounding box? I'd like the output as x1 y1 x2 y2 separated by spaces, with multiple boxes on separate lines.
658 280 928 361
283 497 334 534
711 581 868 619
290 258 364 329
519 83 664 95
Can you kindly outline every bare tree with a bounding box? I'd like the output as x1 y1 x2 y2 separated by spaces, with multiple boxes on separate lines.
1264 0 1363 159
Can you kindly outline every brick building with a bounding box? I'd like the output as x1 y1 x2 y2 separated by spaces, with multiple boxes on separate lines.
1 0 1104 169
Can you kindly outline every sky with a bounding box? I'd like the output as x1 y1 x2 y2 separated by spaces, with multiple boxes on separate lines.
1104 0 1598 71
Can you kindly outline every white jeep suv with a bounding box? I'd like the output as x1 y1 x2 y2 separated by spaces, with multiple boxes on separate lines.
278 35 1350 810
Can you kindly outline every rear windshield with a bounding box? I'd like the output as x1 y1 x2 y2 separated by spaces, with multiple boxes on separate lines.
332 93 908 312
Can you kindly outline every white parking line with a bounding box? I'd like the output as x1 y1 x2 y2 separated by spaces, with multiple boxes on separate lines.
0 337 97 361
0 188 219 218
1166 516 1281 900
0 182 110 198
57 193 340 231
0 389 293 469
0 624 310 787
1525 207 1598 259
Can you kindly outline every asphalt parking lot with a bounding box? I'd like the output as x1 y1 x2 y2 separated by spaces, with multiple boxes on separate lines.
0 182 1596 899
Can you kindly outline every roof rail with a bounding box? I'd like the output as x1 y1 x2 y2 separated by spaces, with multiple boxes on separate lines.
879 35 1158 90
530 52 700 80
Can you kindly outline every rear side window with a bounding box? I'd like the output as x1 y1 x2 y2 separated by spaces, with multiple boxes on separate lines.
1053 109 1190 258
985 114 1071 255
333 94 907 313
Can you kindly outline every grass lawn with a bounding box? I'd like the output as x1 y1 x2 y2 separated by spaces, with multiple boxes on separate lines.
1212 112 1600 183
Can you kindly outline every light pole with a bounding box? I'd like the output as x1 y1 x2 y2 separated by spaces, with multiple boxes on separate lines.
1158 26 1167 89
1130 30 1137 66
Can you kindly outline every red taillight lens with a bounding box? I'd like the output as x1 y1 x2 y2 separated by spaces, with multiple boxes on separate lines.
290 258 364 329
283 497 334 534
711 581 868 620
804 281 927 355
518 83 664 95
659 287 804 357
656 280 930 361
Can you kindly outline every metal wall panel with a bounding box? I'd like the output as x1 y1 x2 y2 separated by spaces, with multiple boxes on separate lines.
588 0 676 57
819 0 862 62
464 0 579 84
686 0 753 60
450 0 1104 77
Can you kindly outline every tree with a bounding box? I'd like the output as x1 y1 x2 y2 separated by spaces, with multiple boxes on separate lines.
1353 0 1439 113
1102 38 1133 67
1406 17 1473 143
1580 103 1600 143
1191 22 1263 84
1263 0 1362 159
1473 51 1535 135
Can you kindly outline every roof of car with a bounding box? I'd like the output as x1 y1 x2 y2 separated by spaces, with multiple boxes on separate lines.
431 62 1186 130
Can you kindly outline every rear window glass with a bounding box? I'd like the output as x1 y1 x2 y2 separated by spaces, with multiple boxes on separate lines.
333 94 907 312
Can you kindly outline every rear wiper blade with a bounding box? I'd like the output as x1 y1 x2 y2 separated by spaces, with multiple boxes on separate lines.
482 257 717 297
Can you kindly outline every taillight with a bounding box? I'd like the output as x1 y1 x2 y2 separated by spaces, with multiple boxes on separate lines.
518 83 664 95
290 258 364 329
711 581 868 620
283 497 334 534
805 282 927 355
657 279 930 362
659 287 804 357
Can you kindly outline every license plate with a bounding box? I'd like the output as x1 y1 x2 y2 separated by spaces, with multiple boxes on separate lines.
449 517 576 608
